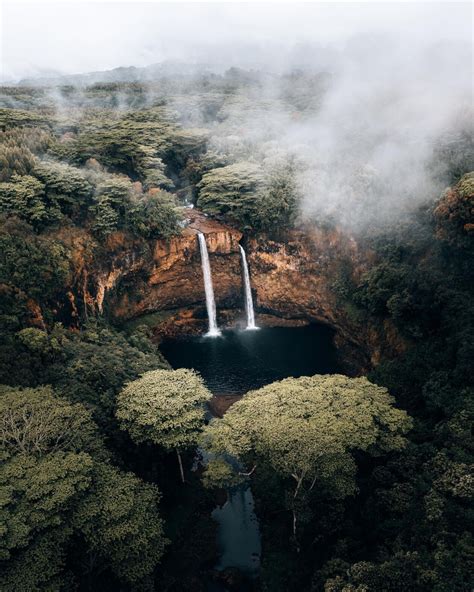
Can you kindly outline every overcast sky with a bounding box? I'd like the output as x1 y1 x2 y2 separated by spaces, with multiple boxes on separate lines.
0 1 472 81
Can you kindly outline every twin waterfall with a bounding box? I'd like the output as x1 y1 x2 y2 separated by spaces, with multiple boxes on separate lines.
197 232 257 336
197 233 221 337
239 245 257 330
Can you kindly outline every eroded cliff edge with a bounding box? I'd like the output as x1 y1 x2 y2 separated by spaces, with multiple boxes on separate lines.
54 209 406 374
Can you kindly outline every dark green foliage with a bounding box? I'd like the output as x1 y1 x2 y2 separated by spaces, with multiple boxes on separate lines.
0 528 74 592
64 106 206 185
0 217 70 302
90 176 134 237
0 175 51 227
72 462 167 588
197 161 299 231
434 172 474 251
0 323 169 433
0 108 52 130
0 80 472 591
0 385 167 591
33 160 93 217
127 189 181 239
53 325 170 429
0 451 94 556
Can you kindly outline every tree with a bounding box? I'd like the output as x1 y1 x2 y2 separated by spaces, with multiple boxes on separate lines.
49 324 170 434
33 160 93 219
0 385 104 458
0 527 75 592
0 384 167 590
197 161 299 231
0 174 50 227
434 172 474 251
0 451 94 559
0 144 36 182
90 176 133 238
127 188 181 239
202 374 412 546
0 217 70 304
116 369 212 482
72 462 167 589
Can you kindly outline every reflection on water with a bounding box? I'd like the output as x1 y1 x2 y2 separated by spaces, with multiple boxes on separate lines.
163 324 339 582
161 324 338 395
212 486 261 575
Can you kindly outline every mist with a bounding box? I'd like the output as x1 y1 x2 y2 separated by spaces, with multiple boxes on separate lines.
1 1 472 232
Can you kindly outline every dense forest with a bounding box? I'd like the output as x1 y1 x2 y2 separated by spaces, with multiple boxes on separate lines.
0 70 473 592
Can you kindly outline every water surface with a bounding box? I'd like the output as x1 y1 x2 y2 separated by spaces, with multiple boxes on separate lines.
161 323 338 395
162 323 339 585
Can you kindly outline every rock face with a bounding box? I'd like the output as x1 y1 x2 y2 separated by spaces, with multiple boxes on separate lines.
102 210 244 319
245 227 405 370
63 209 406 373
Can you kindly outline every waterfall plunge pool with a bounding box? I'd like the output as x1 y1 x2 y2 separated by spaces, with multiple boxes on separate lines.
161 323 339 587
160 323 339 396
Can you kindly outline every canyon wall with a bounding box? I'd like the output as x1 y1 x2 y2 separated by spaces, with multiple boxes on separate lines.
61 209 406 372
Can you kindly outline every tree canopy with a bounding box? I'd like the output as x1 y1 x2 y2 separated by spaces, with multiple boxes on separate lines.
197 161 299 231
116 368 212 481
204 374 412 493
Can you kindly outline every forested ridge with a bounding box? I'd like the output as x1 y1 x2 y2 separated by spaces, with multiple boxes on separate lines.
0 77 473 591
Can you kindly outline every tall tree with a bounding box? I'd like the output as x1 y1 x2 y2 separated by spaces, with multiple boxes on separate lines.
202 374 412 547
116 369 212 482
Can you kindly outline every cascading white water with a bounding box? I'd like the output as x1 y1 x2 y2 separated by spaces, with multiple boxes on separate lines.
239 245 258 330
197 232 221 337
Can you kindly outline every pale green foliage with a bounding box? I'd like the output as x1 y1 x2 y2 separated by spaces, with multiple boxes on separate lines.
72 462 167 588
116 369 212 451
0 174 49 226
0 385 104 458
202 458 244 490
203 374 412 498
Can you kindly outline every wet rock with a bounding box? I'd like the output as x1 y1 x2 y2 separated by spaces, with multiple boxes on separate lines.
55 209 406 372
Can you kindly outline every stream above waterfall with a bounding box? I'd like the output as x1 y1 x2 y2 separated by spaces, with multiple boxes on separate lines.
161 323 339 396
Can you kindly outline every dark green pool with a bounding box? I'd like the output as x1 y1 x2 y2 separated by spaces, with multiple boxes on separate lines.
160 323 339 395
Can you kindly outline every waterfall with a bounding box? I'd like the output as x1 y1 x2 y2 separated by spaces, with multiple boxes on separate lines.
239 245 258 330
197 233 221 337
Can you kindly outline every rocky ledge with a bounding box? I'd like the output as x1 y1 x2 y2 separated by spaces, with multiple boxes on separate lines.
59 208 406 373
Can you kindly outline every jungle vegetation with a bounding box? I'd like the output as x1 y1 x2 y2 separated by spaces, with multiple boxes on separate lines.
0 75 472 591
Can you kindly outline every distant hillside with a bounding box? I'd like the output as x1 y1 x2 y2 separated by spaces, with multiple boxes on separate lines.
17 61 218 87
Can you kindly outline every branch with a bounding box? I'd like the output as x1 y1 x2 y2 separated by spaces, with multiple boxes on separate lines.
238 464 257 477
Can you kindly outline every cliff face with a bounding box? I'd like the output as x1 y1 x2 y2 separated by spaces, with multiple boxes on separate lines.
62 209 405 372
99 211 244 319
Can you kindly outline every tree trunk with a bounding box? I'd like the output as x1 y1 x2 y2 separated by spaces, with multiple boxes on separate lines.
292 508 300 553
176 449 185 483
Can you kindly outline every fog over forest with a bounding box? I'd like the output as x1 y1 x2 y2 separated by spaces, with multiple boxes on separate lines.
0 4 473 592
2 2 472 230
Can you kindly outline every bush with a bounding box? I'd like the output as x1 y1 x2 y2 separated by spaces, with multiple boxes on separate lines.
197 161 299 231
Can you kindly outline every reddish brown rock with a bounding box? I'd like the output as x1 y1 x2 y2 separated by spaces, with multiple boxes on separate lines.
52 209 406 373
